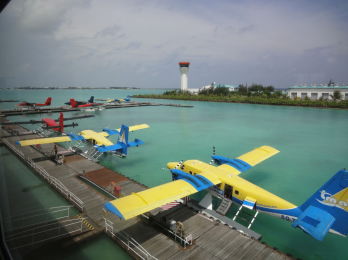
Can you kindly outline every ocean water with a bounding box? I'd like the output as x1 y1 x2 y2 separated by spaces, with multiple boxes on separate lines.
1 89 348 259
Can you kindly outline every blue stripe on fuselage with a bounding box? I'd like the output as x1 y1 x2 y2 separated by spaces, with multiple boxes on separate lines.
231 196 301 217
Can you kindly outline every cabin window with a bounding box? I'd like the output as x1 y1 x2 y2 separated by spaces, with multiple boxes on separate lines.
234 190 239 195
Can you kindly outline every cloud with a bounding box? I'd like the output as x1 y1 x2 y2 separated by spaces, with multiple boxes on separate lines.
0 0 348 88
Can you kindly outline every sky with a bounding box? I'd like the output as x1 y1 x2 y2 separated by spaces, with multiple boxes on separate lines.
0 0 348 89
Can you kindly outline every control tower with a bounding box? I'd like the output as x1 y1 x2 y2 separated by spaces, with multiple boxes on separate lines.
179 62 190 91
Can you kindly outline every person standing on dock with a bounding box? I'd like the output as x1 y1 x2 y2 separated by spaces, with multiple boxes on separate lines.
54 144 58 157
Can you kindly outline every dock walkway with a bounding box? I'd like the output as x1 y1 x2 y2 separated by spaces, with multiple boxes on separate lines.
1 122 290 259
0 101 193 117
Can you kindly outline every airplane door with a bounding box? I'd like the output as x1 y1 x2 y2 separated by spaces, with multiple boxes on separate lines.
224 184 233 199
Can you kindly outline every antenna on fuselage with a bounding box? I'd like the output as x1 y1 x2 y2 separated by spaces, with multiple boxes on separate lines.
209 146 216 165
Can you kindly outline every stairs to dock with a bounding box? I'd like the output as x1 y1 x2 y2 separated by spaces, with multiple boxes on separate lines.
216 197 232 216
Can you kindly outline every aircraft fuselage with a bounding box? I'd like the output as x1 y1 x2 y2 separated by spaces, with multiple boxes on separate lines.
168 159 301 221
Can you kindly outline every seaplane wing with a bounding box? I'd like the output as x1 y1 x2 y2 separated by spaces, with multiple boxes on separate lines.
79 130 113 146
105 146 277 220
127 124 150 132
213 145 279 175
105 163 222 220
17 136 73 146
105 179 214 220
100 124 150 137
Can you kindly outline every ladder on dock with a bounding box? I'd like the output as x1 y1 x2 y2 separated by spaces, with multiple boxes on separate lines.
216 197 232 216
70 141 103 161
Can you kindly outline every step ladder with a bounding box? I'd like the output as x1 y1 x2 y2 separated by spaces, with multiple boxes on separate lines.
232 205 259 229
82 147 103 161
216 197 232 216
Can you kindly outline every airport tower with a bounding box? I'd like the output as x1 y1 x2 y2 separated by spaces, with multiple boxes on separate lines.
179 62 190 91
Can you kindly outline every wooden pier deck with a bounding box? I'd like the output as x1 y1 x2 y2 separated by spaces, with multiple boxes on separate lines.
0 101 193 117
1 121 290 259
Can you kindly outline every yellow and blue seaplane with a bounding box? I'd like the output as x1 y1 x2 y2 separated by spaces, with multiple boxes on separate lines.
104 146 348 241
16 124 149 160
96 96 131 104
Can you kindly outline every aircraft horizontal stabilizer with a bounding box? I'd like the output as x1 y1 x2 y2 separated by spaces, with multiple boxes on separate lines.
295 169 348 240
292 206 335 241
128 139 144 147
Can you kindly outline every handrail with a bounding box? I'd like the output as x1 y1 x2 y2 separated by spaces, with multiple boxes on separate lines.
4 206 73 230
6 218 86 240
104 218 157 260
6 218 85 250
2 139 84 211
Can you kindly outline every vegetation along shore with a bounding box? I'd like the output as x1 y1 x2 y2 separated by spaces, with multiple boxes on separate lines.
134 84 348 109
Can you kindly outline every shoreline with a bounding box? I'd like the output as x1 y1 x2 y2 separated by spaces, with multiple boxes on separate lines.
133 94 348 110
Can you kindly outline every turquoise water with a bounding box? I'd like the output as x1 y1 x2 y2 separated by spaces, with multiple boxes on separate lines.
1 89 348 259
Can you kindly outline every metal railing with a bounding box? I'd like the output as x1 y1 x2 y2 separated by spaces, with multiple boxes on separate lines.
104 218 157 260
6 217 86 250
142 214 193 248
2 139 84 211
4 206 74 231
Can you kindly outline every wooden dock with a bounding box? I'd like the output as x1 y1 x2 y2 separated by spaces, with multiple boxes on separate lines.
1 121 291 259
0 101 193 117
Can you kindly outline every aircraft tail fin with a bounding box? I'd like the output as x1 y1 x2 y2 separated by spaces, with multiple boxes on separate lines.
292 169 348 240
114 125 145 156
117 125 129 155
70 99 77 108
58 112 64 132
88 96 94 103
45 97 52 105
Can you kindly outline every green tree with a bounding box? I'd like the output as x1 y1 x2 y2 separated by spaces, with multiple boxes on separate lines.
237 84 248 95
332 90 342 101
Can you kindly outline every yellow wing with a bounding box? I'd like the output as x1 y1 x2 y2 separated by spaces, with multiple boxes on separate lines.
98 124 150 137
217 145 279 175
237 145 279 166
79 130 113 146
105 180 200 220
17 136 72 146
121 123 150 132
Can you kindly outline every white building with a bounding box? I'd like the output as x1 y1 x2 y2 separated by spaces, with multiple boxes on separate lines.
287 85 348 100
179 62 190 91
200 83 239 92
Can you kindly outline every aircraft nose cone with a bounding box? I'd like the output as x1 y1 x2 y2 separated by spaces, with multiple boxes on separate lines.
167 162 179 169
